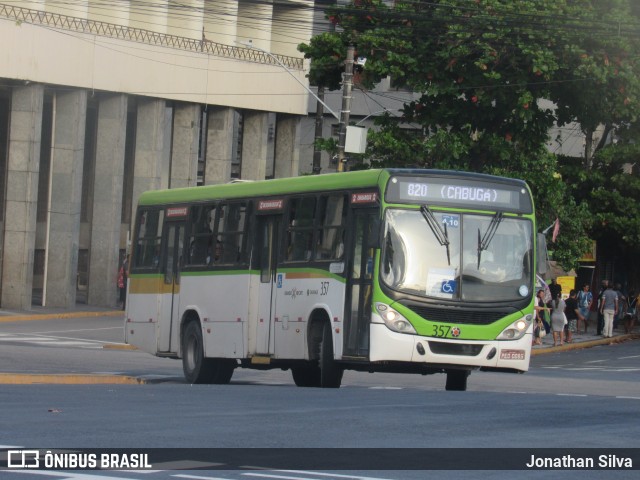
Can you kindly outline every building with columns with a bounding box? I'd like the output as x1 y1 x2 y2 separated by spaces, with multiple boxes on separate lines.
0 1 315 310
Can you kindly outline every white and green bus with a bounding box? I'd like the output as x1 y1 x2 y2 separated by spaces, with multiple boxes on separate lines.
125 168 545 390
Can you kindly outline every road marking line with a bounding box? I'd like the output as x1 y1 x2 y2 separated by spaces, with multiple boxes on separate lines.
243 474 323 480
174 475 233 480
32 327 122 334
274 471 395 480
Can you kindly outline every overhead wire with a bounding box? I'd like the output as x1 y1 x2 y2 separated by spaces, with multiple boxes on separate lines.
1 1 638 98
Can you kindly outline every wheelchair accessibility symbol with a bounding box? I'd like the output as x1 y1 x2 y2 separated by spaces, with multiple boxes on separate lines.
441 279 457 294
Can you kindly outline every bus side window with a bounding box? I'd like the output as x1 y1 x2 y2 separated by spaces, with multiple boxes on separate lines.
286 197 316 262
315 195 346 261
216 202 249 265
133 209 164 270
186 205 215 266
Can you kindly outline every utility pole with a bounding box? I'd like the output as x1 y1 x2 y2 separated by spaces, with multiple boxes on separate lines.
337 44 355 172
312 85 325 174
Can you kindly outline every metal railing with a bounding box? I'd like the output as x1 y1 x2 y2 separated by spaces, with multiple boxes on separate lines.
0 3 304 70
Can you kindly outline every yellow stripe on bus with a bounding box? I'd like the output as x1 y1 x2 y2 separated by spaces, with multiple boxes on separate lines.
129 277 179 295
284 272 331 279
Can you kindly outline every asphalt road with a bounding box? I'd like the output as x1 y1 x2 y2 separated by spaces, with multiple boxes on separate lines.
0 313 638 480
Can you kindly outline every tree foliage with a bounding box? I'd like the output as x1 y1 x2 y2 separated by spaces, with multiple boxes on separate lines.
299 0 640 271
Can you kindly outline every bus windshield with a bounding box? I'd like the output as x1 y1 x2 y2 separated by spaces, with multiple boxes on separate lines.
381 208 533 302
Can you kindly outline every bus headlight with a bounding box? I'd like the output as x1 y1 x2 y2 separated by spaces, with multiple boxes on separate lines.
375 303 417 335
496 314 532 341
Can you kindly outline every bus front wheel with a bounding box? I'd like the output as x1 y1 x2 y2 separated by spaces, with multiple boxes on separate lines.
319 322 343 388
291 365 320 387
445 369 469 391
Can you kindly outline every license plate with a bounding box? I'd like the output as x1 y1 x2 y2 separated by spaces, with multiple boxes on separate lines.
500 349 525 360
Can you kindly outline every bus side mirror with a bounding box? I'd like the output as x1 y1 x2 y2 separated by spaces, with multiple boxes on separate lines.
537 233 549 275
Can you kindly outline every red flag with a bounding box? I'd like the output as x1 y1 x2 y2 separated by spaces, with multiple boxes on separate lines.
552 217 560 242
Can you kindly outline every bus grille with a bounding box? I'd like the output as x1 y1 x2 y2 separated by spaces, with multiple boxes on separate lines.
428 341 483 356
400 303 512 325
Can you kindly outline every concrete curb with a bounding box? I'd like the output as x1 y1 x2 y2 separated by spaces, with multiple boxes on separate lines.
0 373 146 385
531 333 640 356
102 343 138 350
0 310 124 323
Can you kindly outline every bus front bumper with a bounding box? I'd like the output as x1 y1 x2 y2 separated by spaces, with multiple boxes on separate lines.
368 323 531 373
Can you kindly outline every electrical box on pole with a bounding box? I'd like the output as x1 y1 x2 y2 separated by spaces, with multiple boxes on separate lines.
345 126 367 153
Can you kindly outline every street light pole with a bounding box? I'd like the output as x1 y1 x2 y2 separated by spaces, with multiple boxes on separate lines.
312 85 325 174
337 44 355 173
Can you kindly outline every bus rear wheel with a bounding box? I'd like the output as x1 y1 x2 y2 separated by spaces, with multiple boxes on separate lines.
182 321 235 384
182 320 212 384
445 369 469 391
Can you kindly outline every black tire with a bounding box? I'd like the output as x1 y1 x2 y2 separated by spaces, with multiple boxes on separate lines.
319 322 343 388
445 369 469 391
182 321 236 384
291 365 321 387
182 320 214 384
210 359 235 384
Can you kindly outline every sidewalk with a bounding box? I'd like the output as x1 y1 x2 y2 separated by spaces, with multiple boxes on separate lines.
531 328 640 356
0 304 123 322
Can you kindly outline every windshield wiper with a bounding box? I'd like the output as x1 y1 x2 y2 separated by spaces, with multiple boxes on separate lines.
420 204 450 265
477 211 503 269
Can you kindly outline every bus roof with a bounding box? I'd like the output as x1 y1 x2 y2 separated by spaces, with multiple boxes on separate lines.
137 168 529 207
137 169 386 206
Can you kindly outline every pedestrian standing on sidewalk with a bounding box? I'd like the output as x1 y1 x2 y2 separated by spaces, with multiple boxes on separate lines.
577 283 592 333
600 282 618 338
550 293 566 347
118 256 128 310
564 289 582 344
596 280 608 335
549 278 562 300
533 289 550 345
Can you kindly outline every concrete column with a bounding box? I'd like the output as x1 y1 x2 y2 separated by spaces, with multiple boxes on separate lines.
88 94 127 307
240 111 269 181
1 84 44 309
170 104 200 188
274 114 301 179
131 98 166 223
204 107 236 184
44 90 87 308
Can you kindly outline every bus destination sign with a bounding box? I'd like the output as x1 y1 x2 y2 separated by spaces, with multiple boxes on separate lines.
386 176 531 212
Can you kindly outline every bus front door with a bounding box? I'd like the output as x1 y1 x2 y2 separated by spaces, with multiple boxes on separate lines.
255 215 281 355
158 222 184 354
343 209 377 358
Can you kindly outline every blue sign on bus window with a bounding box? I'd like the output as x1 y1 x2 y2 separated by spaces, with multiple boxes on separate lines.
277 274 283 288
441 279 457 294
442 214 460 228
